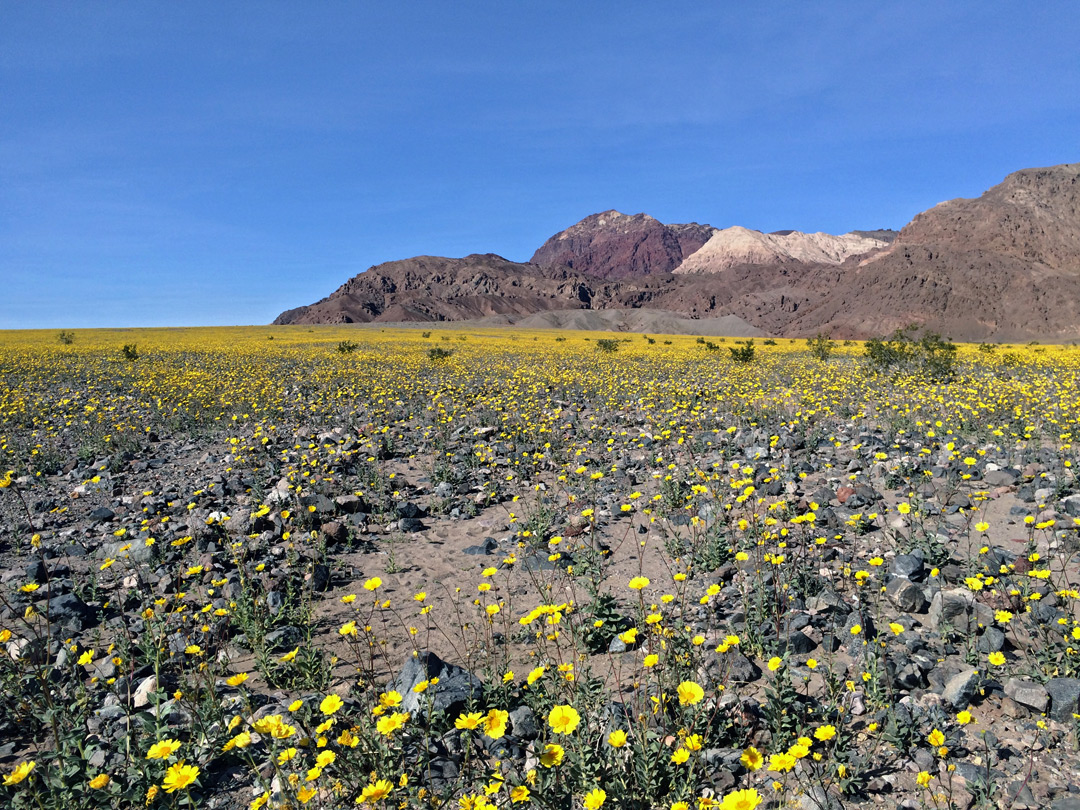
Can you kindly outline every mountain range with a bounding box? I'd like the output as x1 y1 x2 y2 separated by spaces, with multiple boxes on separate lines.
274 162 1080 341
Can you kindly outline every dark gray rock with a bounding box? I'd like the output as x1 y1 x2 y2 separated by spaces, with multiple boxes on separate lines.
334 494 369 514
89 506 115 522
46 592 99 630
886 577 928 613
390 651 483 718
399 517 425 533
1004 678 1050 713
726 653 762 684
983 469 1018 487
890 551 925 580
976 626 1005 653
941 667 980 709
463 538 498 556
805 590 845 614
952 760 1001 788
788 613 811 631
784 629 817 655
24 560 48 584
508 706 538 740
396 501 423 519
1060 494 1080 518
264 626 302 652
426 757 459 790
300 493 335 515
842 612 876 653
929 589 977 632
893 661 925 690
308 563 331 592
1046 677 1080 722
523 552 565 572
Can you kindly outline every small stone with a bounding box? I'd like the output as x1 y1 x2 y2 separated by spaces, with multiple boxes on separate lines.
1004 678 1050 713
508 706 538 740
334 494 369 514
321 520 349 545
784 629 817 655
976 626 1005 653
24 560 48 584
887 577 929 613
264 626 302 652
794 785 843 810
89 506 115 522
893 661 925 690
726 653 761 684
983 469 1019 487
98 539 155 564
308 563 331 592
1046 677 1080 723
941 667 980 709
929 589 976 632
398 517 425 533
46 592 99 630
133 676 159 709
390 651 482 718
890 552 925 581
395 501 423 519
463 538 498 556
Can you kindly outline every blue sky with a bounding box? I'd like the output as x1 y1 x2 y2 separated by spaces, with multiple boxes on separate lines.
3 2 1079 328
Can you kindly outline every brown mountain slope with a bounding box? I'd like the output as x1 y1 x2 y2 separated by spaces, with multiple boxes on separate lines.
779 163 1080 340
273 249 826 332
529 211 715 279
273 254 599 324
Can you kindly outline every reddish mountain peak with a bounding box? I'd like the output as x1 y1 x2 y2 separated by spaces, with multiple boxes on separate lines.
530 211 715 280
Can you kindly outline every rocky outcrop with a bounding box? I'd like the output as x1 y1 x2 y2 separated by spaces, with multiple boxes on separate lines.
779 163 1080 340
530 211 715 279
273 255 598 325
673 227 892 274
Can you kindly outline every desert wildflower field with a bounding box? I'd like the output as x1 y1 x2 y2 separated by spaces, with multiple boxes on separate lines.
3 326 1080 810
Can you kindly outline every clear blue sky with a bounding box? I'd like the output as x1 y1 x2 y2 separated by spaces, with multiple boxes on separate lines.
3 2 1079 328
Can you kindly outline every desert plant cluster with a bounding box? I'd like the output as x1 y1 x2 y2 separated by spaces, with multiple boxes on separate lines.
2 326 1080 810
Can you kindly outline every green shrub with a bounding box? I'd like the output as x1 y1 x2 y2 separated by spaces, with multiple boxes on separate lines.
729 339 755 363
807 332 834 361
595 339 620 353
865 325 957 380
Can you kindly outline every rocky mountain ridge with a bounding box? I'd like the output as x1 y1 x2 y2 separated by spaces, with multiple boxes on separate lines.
275 162 1080 341
673 226 892 274
529 210 715 280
